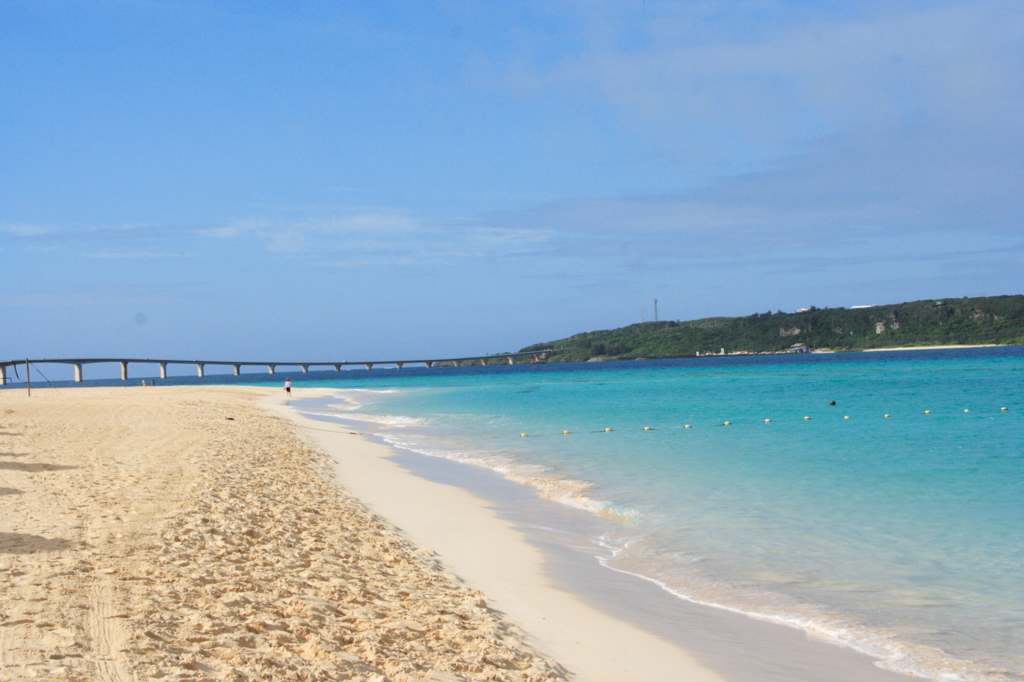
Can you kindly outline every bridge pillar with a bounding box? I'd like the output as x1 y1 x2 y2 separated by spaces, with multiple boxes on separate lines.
334 364 341 372
197 363 205 378
480 358 486 366
233 364 241 376
159 362 168 379
268 365 275 374
507 356 514 365
120 361 129 381
424 361 433 368
365 363 373 371
395 362 403 370
301 365 309 373
74 363 83 382
0 365 7 384
533 354 540 362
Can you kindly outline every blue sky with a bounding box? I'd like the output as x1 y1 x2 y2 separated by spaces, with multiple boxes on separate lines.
2 0 1022 369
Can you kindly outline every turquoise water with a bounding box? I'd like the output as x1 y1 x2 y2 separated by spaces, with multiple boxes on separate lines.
295 349 1024 681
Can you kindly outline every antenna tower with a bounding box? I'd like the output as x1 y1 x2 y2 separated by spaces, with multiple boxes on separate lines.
654 298 658 322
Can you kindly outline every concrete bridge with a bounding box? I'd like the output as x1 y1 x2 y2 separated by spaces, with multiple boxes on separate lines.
0 350 556 384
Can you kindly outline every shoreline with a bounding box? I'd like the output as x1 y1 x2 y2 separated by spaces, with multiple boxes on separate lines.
0 383 973 681
276 391 922 682
264 390 726 682
373 432 927 682
858 343 1003 351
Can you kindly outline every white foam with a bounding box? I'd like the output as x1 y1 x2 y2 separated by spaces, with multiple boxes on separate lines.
373 430 641 524
598 545 1021 682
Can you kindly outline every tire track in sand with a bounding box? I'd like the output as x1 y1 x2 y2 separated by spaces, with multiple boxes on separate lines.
87 581 134 682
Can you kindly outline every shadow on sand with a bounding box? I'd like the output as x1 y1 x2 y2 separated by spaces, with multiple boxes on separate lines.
0 462 77 472
0 532 77 554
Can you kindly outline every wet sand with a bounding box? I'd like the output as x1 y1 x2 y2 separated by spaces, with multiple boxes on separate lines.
379 438 921 682
263 392 724 682
275 393 919 682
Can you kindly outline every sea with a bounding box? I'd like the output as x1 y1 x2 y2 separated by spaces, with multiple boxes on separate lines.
288 347 1023 682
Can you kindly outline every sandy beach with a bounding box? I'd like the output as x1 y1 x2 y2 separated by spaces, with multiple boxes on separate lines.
860 344 1003 351
0 385 725 682
0 386 578 681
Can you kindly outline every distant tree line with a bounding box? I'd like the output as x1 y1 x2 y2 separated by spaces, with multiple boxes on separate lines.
519 295 1024 361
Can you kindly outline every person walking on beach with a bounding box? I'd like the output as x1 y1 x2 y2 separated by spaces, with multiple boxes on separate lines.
284 378 291 395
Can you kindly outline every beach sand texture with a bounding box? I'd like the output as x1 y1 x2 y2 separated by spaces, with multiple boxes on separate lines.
0 386 568 682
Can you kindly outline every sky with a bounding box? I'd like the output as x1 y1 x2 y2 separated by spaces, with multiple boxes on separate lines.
2 0 1022 372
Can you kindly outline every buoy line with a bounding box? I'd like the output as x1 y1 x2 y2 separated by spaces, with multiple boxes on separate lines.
507 407 1010 438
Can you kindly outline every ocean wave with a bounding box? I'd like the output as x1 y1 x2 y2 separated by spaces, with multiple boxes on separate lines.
310 390 640 522
294 409 427 428
331 388 402 394
342 413 427 427
321 388 406 412
305 389 429 428
376 431 642 523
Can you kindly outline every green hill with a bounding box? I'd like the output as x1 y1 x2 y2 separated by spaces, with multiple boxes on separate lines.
521 295 1024 361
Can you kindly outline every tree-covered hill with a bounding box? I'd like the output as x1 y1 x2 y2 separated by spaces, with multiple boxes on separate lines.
520 295 1024 361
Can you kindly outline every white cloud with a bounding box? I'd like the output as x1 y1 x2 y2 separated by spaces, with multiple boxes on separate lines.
543 2 1021 124
88 252 191 259
0 223 51 237
195 219 267 238
331 214 418 233
452 1 1024 271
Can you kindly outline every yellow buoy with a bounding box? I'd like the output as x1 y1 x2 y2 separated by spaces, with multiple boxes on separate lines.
1001 407 1008 411
563 430 571 435
643 426 651 431
884 414 890 418
723 421 731 426
684 424 692 429
764 419 771 423
520 433 527 437
924 410 931 414
844 415 850 419
803 416 811 420
605 427 613 432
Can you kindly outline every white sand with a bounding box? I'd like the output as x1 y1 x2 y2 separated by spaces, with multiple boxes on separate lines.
0 386 572 681
263 391 724 682
860 344 1003 351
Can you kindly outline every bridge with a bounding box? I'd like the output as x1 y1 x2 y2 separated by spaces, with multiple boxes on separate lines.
0 350 555 384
